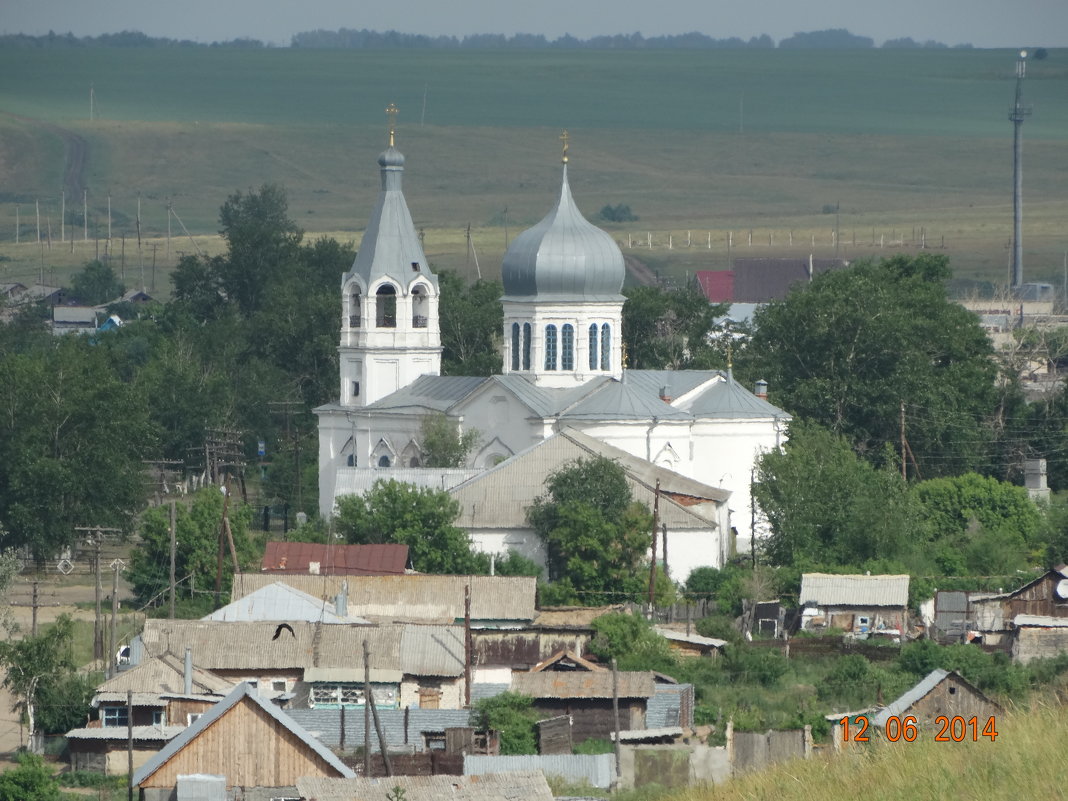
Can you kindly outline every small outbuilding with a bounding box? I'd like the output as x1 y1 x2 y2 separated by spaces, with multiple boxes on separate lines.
1011 614 1068 664
871 669 999 733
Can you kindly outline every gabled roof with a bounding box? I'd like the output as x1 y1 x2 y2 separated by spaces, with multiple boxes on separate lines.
133 683 354 787
205 581 372 624
623 369 721 402
450 429 728 531
871 670 997 727
800 573 910 608
365 374 488 414
512 670 655 699
138 620 464 676
94 653 233 698
260 542 410 576
231 574 537 624
297 771 553 801
559 378 691 421
679 373 789 419
530 650 605 672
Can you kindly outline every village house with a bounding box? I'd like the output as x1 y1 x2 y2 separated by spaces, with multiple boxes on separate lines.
65 651 233 775
259 541 411 576
969 565 1068 648
871 669 1000 734
133 683 354 801
799 573 910 639
205 580 372 624
1010 614 1068 663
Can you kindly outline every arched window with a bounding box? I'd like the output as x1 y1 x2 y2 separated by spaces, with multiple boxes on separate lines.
561 324 575 370
349 288 362 329
589 324 599 370
600 323 611 370
378 455 391 467
411 285 428 328
375 285 397 328
522 323 532 370
544 325 558 371
511 323 520 371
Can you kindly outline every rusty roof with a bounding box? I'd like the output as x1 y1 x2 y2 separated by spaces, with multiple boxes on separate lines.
260 542 410 575
512 670 655 699
232 574 537 623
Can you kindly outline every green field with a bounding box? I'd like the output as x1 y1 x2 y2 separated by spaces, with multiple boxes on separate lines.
1 47 1066 290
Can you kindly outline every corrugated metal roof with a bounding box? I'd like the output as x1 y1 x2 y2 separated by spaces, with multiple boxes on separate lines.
133 683 354 787
533 605 623 629
560 379 691 421
696 270 734 302
206 581 372 624
653 626 727 649
231 575 537 624
298 771 554 801
511 671 655 699
261 542 410 575
286 707 474 750
96 653 233 697
366 374 488 413
867 669 1000 729
800 573 910 608
66 725 184 741
646 684 690 728
138 620 463 676
1014 614 1068 628
91 693 168 707
451 429 727 531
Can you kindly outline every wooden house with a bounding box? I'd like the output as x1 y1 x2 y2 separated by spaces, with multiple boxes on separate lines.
871 669 999 733
65 651 233 774
133 682 354 801
1011 614 1068 663
970 566 1068 646
799 573 909 638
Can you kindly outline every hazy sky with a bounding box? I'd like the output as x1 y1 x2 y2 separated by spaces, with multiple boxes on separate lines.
5 0 1068 48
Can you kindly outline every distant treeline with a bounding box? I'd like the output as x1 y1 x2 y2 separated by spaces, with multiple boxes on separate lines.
0 28 975 51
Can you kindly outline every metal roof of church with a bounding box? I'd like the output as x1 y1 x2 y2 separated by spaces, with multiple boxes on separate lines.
365 374 488 412
679 373 789 419
560 377 691 421
501 163 625 303
346 139 438 291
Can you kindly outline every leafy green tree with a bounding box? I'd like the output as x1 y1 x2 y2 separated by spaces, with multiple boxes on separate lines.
437 271 503 376
128 487 256 612
528 457 653 603
721 645 788 687
0 753 60 801
0 615 88 748
754 422 919 567
419 413 480 467
743 254 999 476
471 692 537 755
70 260 125 305
334 480 481 573
598 203 638 222
622 285 727 370
588 612 676 672
0 337 155 558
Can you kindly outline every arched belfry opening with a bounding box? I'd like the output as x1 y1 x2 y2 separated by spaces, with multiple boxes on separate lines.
376 284 397 328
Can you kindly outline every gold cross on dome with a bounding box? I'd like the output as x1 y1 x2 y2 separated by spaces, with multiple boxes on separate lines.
560 129 569 163
386 103 398 146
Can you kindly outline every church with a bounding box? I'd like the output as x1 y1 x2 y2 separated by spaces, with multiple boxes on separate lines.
315 119 790 578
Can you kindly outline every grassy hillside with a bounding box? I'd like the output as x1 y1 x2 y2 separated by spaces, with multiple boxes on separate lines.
667 697 1068 801
1 47 1066 290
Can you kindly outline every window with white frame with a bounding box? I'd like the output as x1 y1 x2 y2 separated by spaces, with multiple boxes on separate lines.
102 706 128 728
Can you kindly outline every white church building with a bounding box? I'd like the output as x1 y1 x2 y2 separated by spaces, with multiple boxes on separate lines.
316 125 790 576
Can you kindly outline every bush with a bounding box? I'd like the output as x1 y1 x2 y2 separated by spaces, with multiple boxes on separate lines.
573 737 614 755
589 612 677 673
0 753 60 801
598 203 638 223
722 646 788 687
694 614 743 645
471 692 537 755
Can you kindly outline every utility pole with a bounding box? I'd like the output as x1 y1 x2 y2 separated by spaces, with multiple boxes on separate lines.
169 501 177 619
31 580 39 636
611 658 621 785
464 584 472 707
75 526 121 662
900 401 907 480
109 559 123 679
647 480 660 609
1009 50 1032 290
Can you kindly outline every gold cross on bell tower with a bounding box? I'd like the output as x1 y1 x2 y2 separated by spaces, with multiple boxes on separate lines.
386 103 398 147
560 129 569 164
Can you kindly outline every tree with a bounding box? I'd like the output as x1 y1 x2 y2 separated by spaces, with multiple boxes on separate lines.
0 753 60 801
0 615 88 750
471 692 537 755
334 480 482 573
70 260 125 305
588 612 676 672
622 285 727 370
598 203 638 222
528 457 652 603
419 413 480 467
128 487 256 613
754 422 919 568
744 255 1000 476
0 337 156 558
437 271 503 376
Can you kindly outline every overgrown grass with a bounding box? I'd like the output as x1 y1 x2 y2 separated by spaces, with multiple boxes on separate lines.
666 697 1068 801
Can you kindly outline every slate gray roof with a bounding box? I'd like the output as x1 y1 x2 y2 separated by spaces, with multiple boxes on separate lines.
872 669 962 727
512 671 655 699
366 374 488 413
653 626 727 649
67 725 184 741
206 581 371 624
133 683 354 786
646 683 693 728
800 573 910 608
297 771 553 801
138 620 464 676
490 373 610 419
286 707 474 750
679 373 789 419
624 370 720 401
451 429 728 531
560 378 691 421
231 575 537 624
94 652 234 698
501 163 625 303
347 141 438 292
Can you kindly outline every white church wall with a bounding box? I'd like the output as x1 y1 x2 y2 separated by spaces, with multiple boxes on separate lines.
468 527 548 570
660 527 727 583
457 385 545 466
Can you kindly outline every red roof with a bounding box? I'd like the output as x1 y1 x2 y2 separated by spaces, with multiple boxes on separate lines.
260 542 410 576
695 270 734 302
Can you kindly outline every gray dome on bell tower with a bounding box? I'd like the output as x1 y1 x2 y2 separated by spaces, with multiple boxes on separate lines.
501 148 625 302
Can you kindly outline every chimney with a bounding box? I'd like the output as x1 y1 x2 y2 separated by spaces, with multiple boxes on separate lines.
755 379 768 400
335 580 349 618
184 647 193 695
659 385 673 403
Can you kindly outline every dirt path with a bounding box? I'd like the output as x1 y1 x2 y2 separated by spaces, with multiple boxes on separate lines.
624 254 658 287
6 113 88 201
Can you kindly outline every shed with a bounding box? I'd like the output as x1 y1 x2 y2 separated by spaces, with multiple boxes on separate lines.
799 573 909 637
871 669 999 732
653 626 726 658
133 683 353 800
969 566 1068 645
1011 614 1068 664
